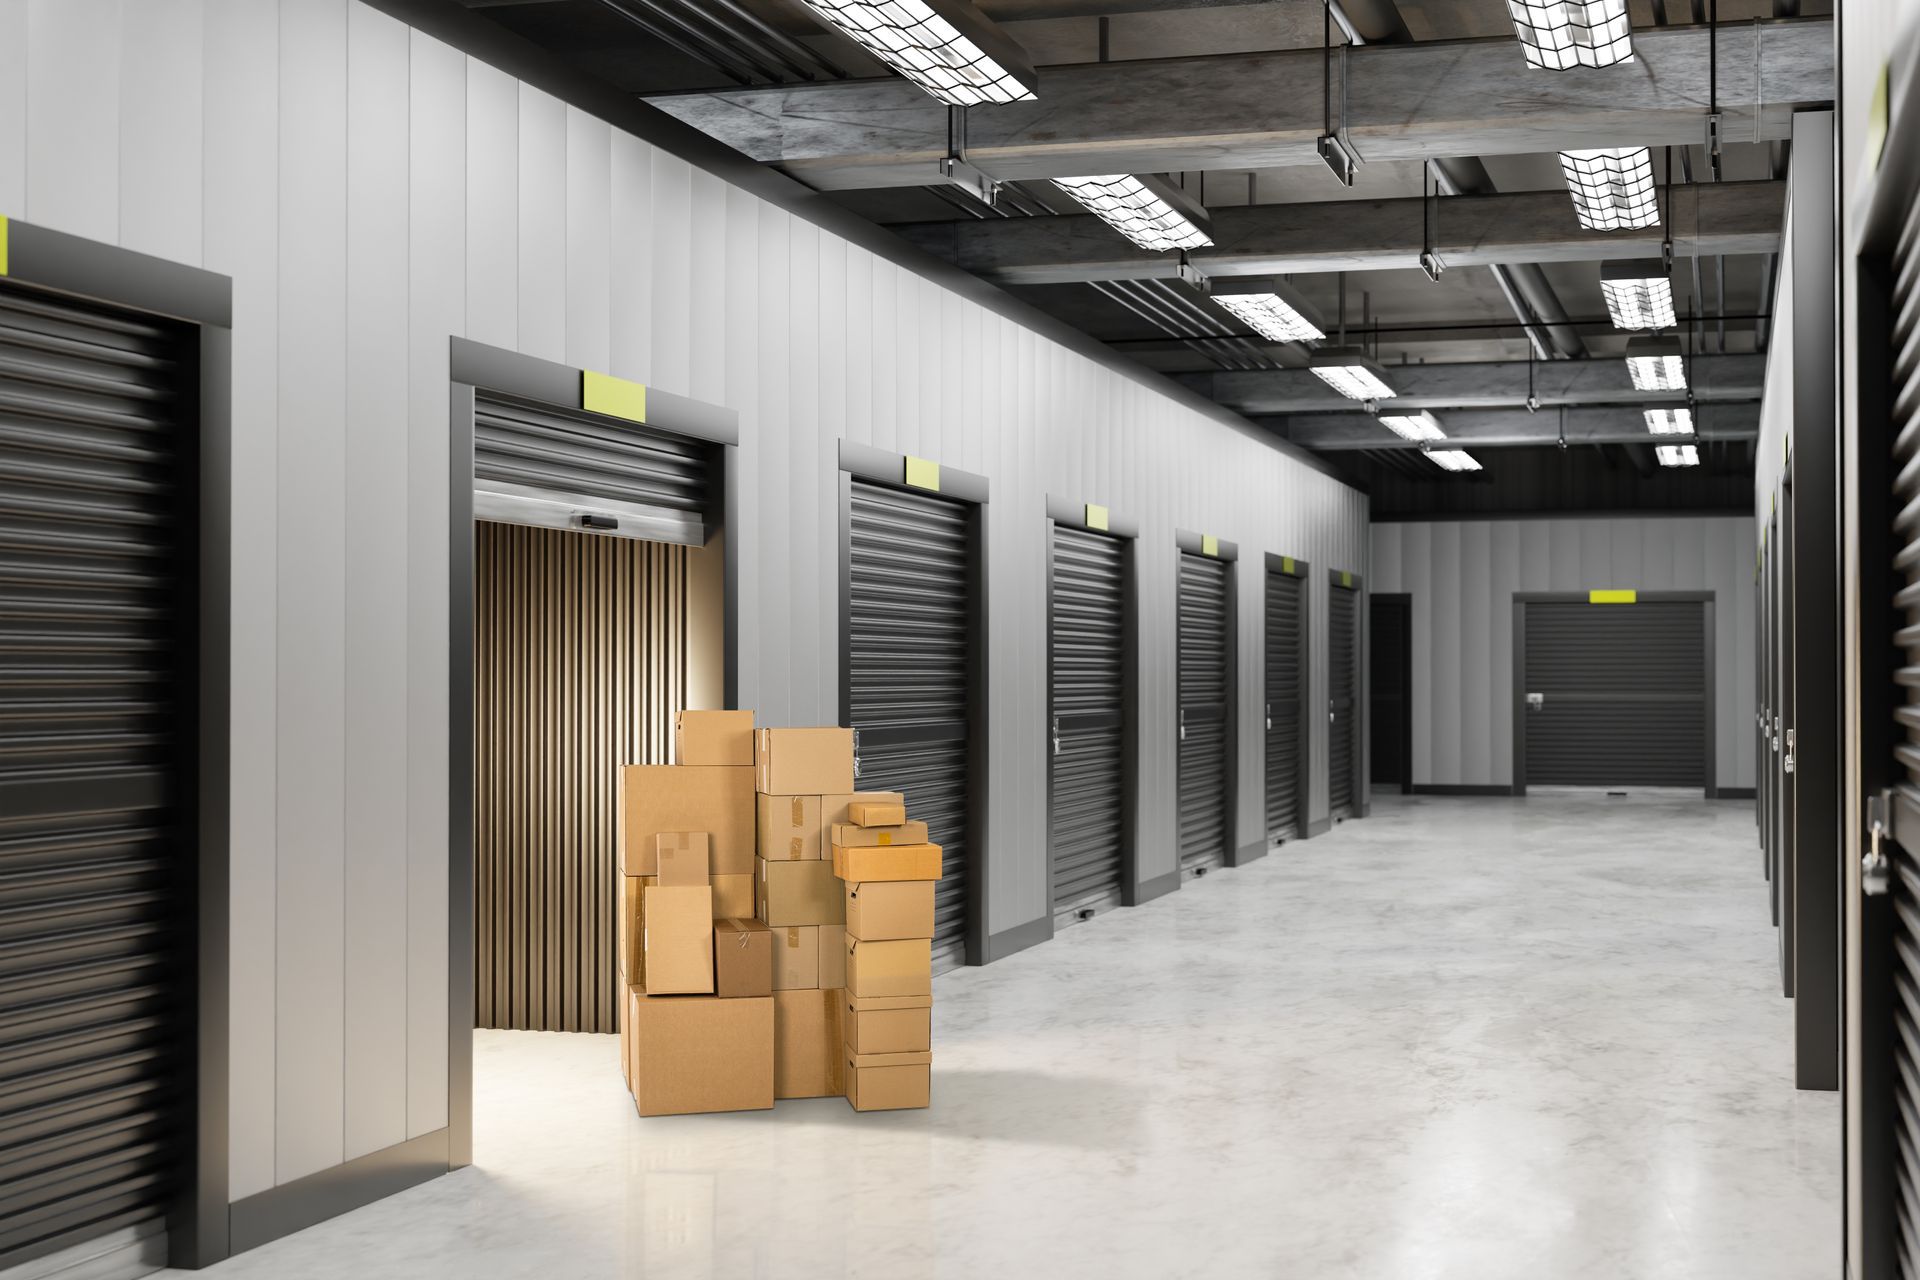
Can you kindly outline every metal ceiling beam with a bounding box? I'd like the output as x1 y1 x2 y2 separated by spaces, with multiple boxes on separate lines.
894 181 1783 284
647 19 1831 190
1182 351 1763 414
1280 402 1760 450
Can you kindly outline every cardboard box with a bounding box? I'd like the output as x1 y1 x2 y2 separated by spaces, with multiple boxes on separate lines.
758 857 846 927
772 925 820 990
656 832 710 885
619 986 632 1090
774 988 843 1099
618 765 754 876
832 843 944 884
617 874 654 979
831 821 930 848
819 924 846 990
822 791 904 830
844 880 937 941
845 937 932 999
755 727 854 796
757 793 822 862
712 872 754 920
844 1049 931 1112
844 994 932 1055
847 800 907 828
675 709 755 767
627 985 773 1116
642 884 715 994
714 918 772 998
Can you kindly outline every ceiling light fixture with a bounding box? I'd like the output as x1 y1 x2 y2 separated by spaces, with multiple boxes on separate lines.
1625 336 1687 391
1506 0 1634 70
1643 407 1693 435
1601 259 1677 330
1053 174 1213 252
1427 449 1483 472
800 0 1038 106
1308 348 1396 402
1379 411 1447 442
1656 443 1700 467
1560 147 1661 231
1211 279 1324 342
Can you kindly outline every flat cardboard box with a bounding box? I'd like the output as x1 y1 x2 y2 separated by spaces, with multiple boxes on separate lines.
758 857 846 927
656 832 710 885
832 843 944 884
772 925 820 990
755 727 854 796
831 820 930 848
844 1049 931 1112
773 987 844 1099
617 874 655 979
844 994 932 1055
628 986 773 1116
714 918 772 998
821 791 904 830
675 709 755 767
843 880 937 942
845 936 932 999
757 793 822 862
712 872 754 920
847 800 907 828
642 884 715 995
618 765 754 876
818 924 846 990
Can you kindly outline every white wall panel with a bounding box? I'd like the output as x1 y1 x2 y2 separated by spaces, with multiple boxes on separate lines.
464 58 515 352
563 107 610 374
119 0 202 266
515 84 565 364
25 0 119 244
0 0 24 214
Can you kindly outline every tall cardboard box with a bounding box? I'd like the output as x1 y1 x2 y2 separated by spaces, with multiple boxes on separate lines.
771 925 820 990
755 728 854 795
714 919 773 998
844 936 932 998
758 858 845 927
843 880 937 941
844 994 932 1055
642 884 715 994
844 1049 930 1112
675 709 755 766
758 793 822 861
617 765 754 876
627 986 774 1116
773 988 843 1099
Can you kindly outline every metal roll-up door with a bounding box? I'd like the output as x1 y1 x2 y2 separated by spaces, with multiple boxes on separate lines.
847 481 975 971
1521 600 1707 788
1177 552 1230 873
0 286 194 1270
1050 525 1126 924
1329 583 1358 816
1264 569 1304 842
473 391 714 546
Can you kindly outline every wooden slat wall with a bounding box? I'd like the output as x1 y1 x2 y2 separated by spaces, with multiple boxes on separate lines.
473 522 686 1033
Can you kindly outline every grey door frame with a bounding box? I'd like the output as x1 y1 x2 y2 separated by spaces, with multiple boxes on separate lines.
1510 590 1717 798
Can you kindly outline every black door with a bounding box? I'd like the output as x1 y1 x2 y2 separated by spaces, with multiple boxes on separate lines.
846 480 977 971
0 285 198 1269
1329 580 1359 817
1177 552 1231 874
1049 524 1128 924
1264 564 1306 842
1369 594 1411 793
1779 479 1795 994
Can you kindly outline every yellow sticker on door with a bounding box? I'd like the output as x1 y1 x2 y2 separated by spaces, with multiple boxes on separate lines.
1589 589 1637 604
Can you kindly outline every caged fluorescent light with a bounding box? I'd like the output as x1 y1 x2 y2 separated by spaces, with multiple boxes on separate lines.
1379 411 1447 442
1601 259 1677 330
1656 443 1700 467
1308 348 1396 402
1053 174 1213 252
1427 449 1483 473
1643 407 1693 435
1211 280 1324 342
800 0 1038 106
1625 336 1687 392
1505 0 1633 71
1560 148 1661 231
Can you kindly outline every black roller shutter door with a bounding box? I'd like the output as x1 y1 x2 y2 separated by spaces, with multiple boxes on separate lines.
847 481 974 971
1050 525 1126 923
1178 553 1229 873
1265 569 1304 842
1522 600 1706 788
1329 584 1358 816
0 286 194 1269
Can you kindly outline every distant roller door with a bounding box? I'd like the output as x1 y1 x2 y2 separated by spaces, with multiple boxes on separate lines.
846 480 977 971
1518 597 1710 791
1178 552 1231 874
1264 564 1306 842
1329 580 1359 817
1049 524 1128 923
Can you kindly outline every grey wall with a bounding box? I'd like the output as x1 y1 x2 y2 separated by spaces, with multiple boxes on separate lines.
0 0 1367 1204
1370 516 1757 791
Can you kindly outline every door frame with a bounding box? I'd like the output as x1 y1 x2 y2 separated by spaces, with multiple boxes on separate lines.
1510 591 1717 798
1043 497 1141 926
1369 592 1413 796
1262 553 1312 843
1174 531 1240 872
1327 568 1367 821
836 441 991 966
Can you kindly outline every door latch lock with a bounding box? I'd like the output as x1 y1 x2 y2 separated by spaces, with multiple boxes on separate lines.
851 728 860 781
1052 716 1061 758
1783 729 1794 774
1526 692 1545 712
1264 702 1272 732
1866 789 1893 897
1179 709 1187 742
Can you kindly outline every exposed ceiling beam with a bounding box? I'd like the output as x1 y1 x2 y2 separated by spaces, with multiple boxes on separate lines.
1182 352 1763 414
895 181 1783 284
647 19 1831 190
1280 403 1760 450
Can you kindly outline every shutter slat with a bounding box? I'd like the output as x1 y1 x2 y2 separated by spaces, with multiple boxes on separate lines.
1179 553 1230 871
1050 526 1125 921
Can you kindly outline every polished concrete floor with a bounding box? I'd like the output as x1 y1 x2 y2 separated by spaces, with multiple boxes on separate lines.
170 794 1837 1280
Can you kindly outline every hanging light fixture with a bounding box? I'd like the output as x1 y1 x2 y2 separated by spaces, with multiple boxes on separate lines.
1643 407 1693 435
1210 279 1324 342
1624 336 1687 391
1426 449 1483 472
1560 148 1660 230
1052 174 1213 252
1655 443 1700 467
1601 259 1677 330
1505 0 1634 70
1308 347 1396 402
800 0 1038 106
1379 411 1447 442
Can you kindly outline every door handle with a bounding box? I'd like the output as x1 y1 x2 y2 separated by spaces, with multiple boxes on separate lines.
1865 789 1892 897
1052 716 1061 757
1264 702 1272 731
1526 692 1545 712
1179 708 1187 742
